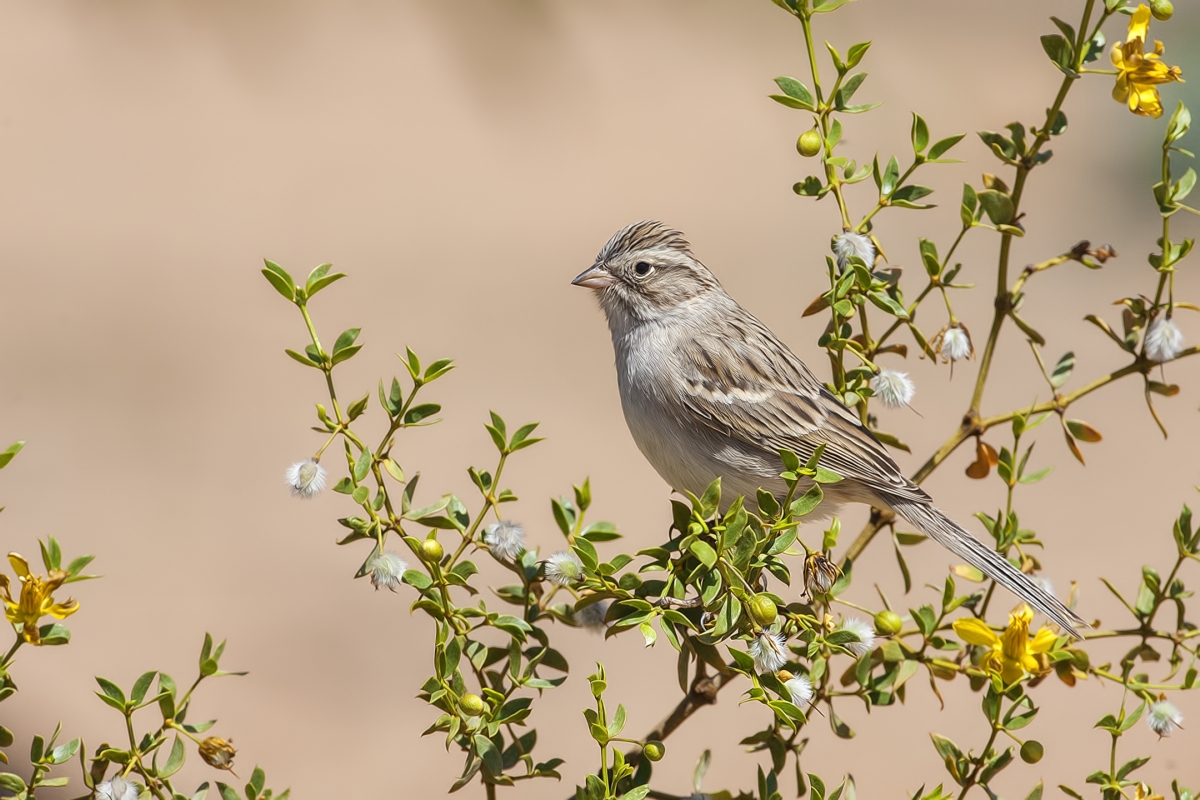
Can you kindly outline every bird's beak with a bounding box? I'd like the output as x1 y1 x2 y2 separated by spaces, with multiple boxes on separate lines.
571 264 615 290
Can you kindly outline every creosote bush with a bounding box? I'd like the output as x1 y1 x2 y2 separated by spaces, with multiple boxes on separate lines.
260 2 1198 798
0 2 1197 800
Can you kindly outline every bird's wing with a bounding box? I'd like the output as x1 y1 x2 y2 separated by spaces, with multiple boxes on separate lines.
674 313 927 503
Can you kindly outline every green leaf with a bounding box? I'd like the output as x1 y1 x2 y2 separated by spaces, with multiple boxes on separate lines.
96 676 127 706
1050 351 1075 388
0 441 24 470
1065 420 1102 443
47 739 79 765
353 448 373 482
1166 101 1191 144
346 393 369 422
1175 168 1196 203
689 540 717 569
1049 16 1076 44
890 184 934 209
790 484 824 517
1040 34 1077 76
608 704 627 737
835 73 868 110
867 291 909 318
771 94 813 111
261 260 296 302
880 155 900 195
773 77 815 110
161 735 186 778
0 774 27 792
930 732 963 763
248 767 266 800
911 113 929 154
928 134 965 161
330 345 361 365
403 570 432 590
332 328 361 355
306 265 347 298
977 190 1014 225
794 176 824 196
131 671 157 705
845 41 871 69
405 403 441 425
284 349 319 368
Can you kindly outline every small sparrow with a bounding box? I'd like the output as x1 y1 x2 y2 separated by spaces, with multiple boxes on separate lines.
572 221 1084 637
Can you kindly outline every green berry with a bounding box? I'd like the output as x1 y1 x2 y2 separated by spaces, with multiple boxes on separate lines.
797 129 823 158
459 693 485 717
421 538 444 563
874 610 903 636
748 594 779 627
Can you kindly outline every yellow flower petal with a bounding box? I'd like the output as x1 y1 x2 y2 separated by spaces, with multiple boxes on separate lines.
47 599 79 619
1133 83 1165 117
953 617 1000 647
1000 658 1026 684
1030 627 1058 654
7 554 30 579
1127 4 1152 45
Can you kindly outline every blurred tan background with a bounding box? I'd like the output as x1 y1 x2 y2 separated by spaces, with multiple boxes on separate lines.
2 0 1199 796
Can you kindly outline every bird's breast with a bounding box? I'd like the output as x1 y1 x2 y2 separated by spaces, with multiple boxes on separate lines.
614 325 786 505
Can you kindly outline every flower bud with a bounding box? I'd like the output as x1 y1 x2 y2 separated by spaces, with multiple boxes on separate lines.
198 737 236 772
459 693 485 717
642 741 666 761
1019 740 1044 764
802 552 839 597
544 551 584 585
797 129 822 158
1150 0 1172 20
870 368 915 410
483 520 525 562
421 538 444 563
874 610 903 635
95 775 139 800
1147 697 1183 737
748 594 778 627
366 551 407 592
285 459 326 499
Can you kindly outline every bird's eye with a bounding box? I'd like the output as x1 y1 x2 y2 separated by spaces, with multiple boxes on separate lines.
634 261 652 277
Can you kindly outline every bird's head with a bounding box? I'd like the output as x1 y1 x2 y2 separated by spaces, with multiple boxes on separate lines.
571 221 723 327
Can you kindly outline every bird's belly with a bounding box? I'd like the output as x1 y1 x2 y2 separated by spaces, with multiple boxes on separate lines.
619 386 787 508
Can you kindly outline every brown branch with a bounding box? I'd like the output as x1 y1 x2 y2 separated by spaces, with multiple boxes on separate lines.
624 671 736 767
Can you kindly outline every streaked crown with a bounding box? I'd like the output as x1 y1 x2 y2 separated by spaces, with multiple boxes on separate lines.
596 220 693 264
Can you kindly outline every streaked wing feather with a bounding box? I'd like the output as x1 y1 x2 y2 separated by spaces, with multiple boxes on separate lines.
676 317 927 503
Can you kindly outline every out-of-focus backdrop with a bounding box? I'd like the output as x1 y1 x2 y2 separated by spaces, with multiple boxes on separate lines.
2 0 1199 796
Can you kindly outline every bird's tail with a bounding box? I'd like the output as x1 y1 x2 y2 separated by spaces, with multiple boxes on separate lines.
887 497 1087 638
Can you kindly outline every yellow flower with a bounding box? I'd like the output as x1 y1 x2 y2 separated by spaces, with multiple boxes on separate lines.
953 605 1057 684
1134 784 1164 800
0 554 79 645
1110 4 1183 118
